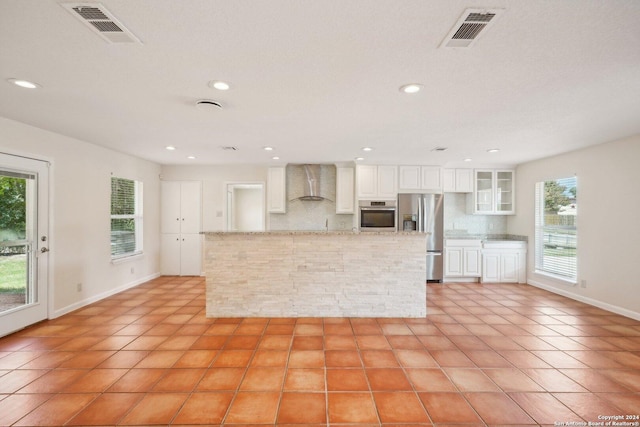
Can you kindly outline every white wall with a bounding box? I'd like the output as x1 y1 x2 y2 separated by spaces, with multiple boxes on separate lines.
0 117 161 317
508 134 640 318
161 165 268 232
233 187 264 231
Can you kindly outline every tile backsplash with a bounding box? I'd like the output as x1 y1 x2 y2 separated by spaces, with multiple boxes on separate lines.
269 164 354 231
444 193 507 235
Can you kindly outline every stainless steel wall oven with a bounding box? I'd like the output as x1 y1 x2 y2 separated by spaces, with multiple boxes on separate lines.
359 200 397 232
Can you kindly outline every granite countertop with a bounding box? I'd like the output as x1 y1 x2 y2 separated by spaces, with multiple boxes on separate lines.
444 232 528 242
202 230 422 236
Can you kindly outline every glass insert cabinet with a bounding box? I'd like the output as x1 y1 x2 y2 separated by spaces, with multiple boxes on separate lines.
474 170 515 215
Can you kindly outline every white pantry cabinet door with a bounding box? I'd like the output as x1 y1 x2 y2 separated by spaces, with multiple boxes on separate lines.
161 181 181 234
160 233 181 275
180 234 202 276
180 181 202 234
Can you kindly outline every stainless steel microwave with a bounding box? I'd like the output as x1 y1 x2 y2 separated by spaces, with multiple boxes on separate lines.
359 200 397 232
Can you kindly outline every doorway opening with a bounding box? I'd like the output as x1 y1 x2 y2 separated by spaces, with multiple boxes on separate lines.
226 183 265 232
0 153 49 337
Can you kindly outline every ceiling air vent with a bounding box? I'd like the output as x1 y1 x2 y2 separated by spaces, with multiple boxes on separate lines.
441 8 503 48
61 3 141 44
432 147 448 152
221 146 238 151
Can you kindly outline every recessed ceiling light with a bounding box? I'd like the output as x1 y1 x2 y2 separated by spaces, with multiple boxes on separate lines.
263 146 274 151
166 146 176 151
272 156 280 160
399 83 423 94
187 155 196 159
209 80 230 91
355 157 364 161
487 148 500 153
362 147 373 152
7 78 40 89
464 158 472 162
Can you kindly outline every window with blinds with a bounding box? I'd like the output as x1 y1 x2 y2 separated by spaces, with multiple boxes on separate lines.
534 176 577 282
110 177 143 259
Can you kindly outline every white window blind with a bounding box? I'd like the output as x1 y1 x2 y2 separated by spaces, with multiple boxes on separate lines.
110 177 143 259
535 176 577 282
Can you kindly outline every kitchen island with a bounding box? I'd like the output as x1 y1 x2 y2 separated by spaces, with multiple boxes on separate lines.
204 231 426 317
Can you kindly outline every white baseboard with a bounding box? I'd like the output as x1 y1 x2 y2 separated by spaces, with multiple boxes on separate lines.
51 272 161 319
443 277 479 283
527 278 640 321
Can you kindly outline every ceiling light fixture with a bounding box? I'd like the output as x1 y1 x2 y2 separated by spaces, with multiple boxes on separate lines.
355 157 364 161
166 146 176 151
272 156 280 160
362 147 373 152
399 83 423 94
487 148 500 153
7 78 40 89
464 158 472 162
263 146 274 151
209 80 230 91
187 155 196 159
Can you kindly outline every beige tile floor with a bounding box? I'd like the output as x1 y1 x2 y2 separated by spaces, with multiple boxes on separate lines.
0 276 639 426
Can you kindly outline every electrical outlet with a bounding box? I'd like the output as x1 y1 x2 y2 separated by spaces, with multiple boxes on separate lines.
580 280 587 288
76 283 82 292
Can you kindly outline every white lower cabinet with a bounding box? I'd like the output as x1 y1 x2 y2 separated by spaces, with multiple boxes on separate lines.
481 241 527 283
161 233 202 276
444 240 482 279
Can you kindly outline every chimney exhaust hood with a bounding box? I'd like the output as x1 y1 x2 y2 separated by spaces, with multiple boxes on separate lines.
292 164 332 202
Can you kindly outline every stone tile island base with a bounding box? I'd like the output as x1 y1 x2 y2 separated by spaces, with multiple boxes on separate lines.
204 232 427 317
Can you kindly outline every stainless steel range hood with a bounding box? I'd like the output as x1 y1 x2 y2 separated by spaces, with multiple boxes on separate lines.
298 164 324 201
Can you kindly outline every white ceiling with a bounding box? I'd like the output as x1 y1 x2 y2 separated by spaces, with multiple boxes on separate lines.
1 0 639 167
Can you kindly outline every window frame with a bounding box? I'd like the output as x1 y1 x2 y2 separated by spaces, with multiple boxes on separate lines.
110 177 143 260
534 176 577 284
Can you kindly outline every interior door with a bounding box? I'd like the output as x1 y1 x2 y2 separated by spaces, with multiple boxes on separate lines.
0 153 49 337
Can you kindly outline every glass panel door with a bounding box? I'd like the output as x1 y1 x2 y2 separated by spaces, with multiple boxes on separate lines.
0 153 49 337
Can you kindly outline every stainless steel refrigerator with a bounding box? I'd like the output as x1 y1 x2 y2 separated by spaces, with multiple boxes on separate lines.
397 193 444 282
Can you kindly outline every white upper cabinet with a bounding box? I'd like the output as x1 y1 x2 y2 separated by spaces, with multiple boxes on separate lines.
443 169 473 193
357 165 397 199
377 166 397 199
267 166 286 213
421 166 442 191
474 169 515 214
336 167 355 214
398 166 442 192
398 166 421 191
